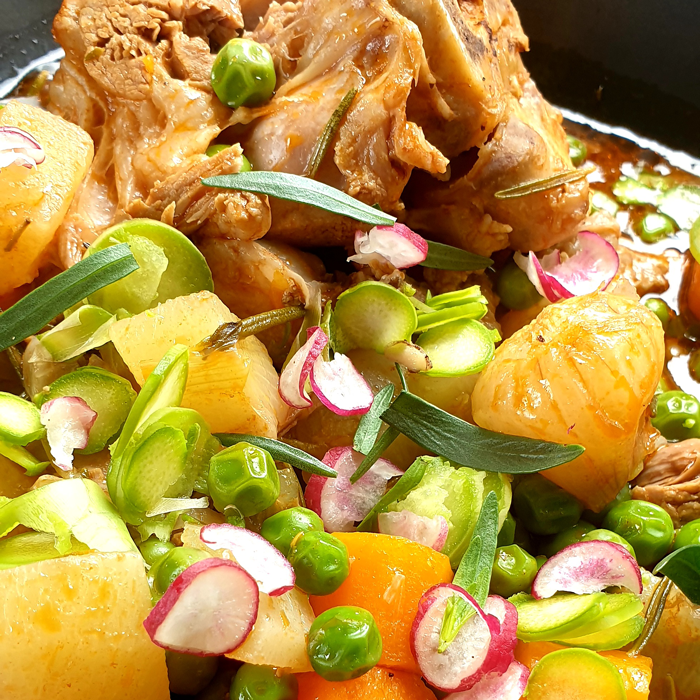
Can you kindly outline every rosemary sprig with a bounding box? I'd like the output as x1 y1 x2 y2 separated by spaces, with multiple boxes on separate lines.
494 166 596 200
631 576 673 654
306 88 357 179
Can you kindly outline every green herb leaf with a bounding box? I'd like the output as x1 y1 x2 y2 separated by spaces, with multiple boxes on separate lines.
381 392 583 473
422 242 493 271
353 384 396 455
356 457 427 532
350 426 400 484
438 491 499 652
202 171 395 226
216 433 337 478
653 545 700 605
494 166 595 200
306 88 357 179
0 244 138 352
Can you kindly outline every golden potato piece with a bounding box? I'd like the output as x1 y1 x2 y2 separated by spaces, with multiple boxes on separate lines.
0 551 169 700
472 291 663 511
0 101 93 295
109 291 287 437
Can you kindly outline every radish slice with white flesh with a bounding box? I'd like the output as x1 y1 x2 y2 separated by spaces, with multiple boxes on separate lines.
483 596 519 673
411 584 504 692
39 397 97 471
278 326 328 409
348 224 429 269
0 126 45 169
305 446 401 532
144 558 259 656
515 232 620 303
377 511 448 551
531 540 643 600
198 523 295 597
443 660 530 700
309 352 374 416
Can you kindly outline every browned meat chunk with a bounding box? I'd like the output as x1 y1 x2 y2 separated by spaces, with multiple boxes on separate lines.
49 0 270 267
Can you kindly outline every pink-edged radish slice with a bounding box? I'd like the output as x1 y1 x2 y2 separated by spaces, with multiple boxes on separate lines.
0 126 45 169
278 326 328 409
39 396 97 471
515 232 619 303
377 511 448 551
305 446 401 532
198 523 295 597
411 584 504 692
483 596 519 673
144 558 259 656
309 352 374 416
348 224 429 270
443 660 530 700
531 540 643 600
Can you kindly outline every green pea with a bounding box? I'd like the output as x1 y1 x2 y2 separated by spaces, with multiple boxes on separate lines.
584 484 632 527
490 545 538 598
644 298 673 332
208 442 280 516
496 261 541 311
165 651 218 695
152 547 209 596
261 507 324 557
513 474 583 536
602 500 674 568
497 512 517 547
288 531 349 596
674 519 700 550
567 135 588 167
307 606 382 681
211 38 276 110
583 529 636 559
139 536 174 566
636 213 676 244
540 521 595 558
652 390 700 441
231 664 298 700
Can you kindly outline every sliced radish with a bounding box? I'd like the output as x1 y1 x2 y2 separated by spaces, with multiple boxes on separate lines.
531 540 643 600
309 352 374 416
348 224 429 269
515 232 619 303
279 326 328 409
0 126 45 169
483 596 518 673
411 584 504 692
383 340 433 373
305 446 401 533
377 511 448 551
443 660 530 700
39 397 97 471
198 523 295 597
144 558 259 656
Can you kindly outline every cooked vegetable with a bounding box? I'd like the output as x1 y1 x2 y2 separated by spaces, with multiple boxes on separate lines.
349 224 428 270
590 190 619 216
602 500 674 568
231 663 298 700
657 184 700 229
582 529 636 558
497 513 517 547
139 537 175 566
377 511 448 551
636 212 675 243
208 442 280 517
288 531 350 596
211 38 276 110
644 297 673 331
261 507 324 557
567 135 588 167
151 546 209 598
512 475 582 536
0 530 88 569
540 522 595 557
38 305 115 362
651 390 700 441
490 545 538 598
39 396 97 470
307 606 383 681
497 260 541 311
674 518 700 550
165 652 219 696
0 391 44 445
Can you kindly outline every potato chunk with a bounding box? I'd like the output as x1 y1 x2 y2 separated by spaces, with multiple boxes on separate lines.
109 291 287 437
0 551 169 700
0 101 93 295
472 291 664 511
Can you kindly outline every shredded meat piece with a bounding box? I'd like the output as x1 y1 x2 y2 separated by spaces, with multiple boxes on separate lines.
633 439 700 526
49 0 270 267
617 243 671 297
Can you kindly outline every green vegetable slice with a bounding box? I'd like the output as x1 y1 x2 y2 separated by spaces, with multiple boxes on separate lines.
0 478 136 555
554 615 644 651
612 176 661 206
35 367 136 454
0 439 49 476
86 219 214 314
0 392 44 445
333 281 417 353
552 592 643 640
417 319 497 377
0 243 138 353
0 531 89 570
39 305 115 362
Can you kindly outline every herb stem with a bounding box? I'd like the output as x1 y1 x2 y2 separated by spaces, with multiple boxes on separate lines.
395 363 408 392
494 166 595 200
631 576 673 655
